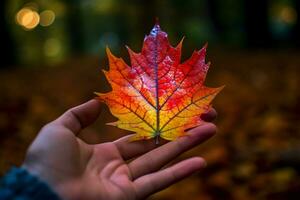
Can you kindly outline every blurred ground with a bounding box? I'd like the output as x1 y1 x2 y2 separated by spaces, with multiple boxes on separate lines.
1 49 300 199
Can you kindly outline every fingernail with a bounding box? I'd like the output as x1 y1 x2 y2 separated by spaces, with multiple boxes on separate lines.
200 113 206 119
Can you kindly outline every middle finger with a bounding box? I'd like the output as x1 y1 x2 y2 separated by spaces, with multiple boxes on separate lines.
128 122 216 179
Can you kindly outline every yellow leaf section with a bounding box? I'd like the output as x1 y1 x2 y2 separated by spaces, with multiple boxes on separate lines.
159 86 224 140
96 48 157 140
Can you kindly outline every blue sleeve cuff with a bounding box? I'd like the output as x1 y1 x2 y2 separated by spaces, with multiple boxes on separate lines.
0 167 61 200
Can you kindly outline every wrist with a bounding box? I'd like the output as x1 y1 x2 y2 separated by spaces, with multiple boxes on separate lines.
0 167 61 200
22 163 83 200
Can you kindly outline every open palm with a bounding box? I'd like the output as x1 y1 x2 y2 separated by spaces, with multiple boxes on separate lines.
23 100 217 200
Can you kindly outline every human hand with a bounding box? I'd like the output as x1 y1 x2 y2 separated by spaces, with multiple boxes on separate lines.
23 99 217 200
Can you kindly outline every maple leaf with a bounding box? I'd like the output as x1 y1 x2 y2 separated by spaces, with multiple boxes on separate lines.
96 23 224 143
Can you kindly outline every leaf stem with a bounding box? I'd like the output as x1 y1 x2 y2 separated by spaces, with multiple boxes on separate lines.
155 135 159 145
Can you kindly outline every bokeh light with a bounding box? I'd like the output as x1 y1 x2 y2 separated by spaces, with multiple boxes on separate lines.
279 6 297 25
269 3 298 39
44 38 61 57
16 7 40 30
39 10 55 27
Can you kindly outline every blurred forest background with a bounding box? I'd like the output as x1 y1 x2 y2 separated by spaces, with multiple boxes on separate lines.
1 0 300 199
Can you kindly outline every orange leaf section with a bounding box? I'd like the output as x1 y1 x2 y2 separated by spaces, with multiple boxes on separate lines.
96 23 224 142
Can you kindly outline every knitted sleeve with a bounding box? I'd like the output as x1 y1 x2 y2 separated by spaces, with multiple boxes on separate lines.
0 167 61 200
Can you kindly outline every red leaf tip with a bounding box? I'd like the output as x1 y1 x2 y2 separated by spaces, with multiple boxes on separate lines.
150 20 161 36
